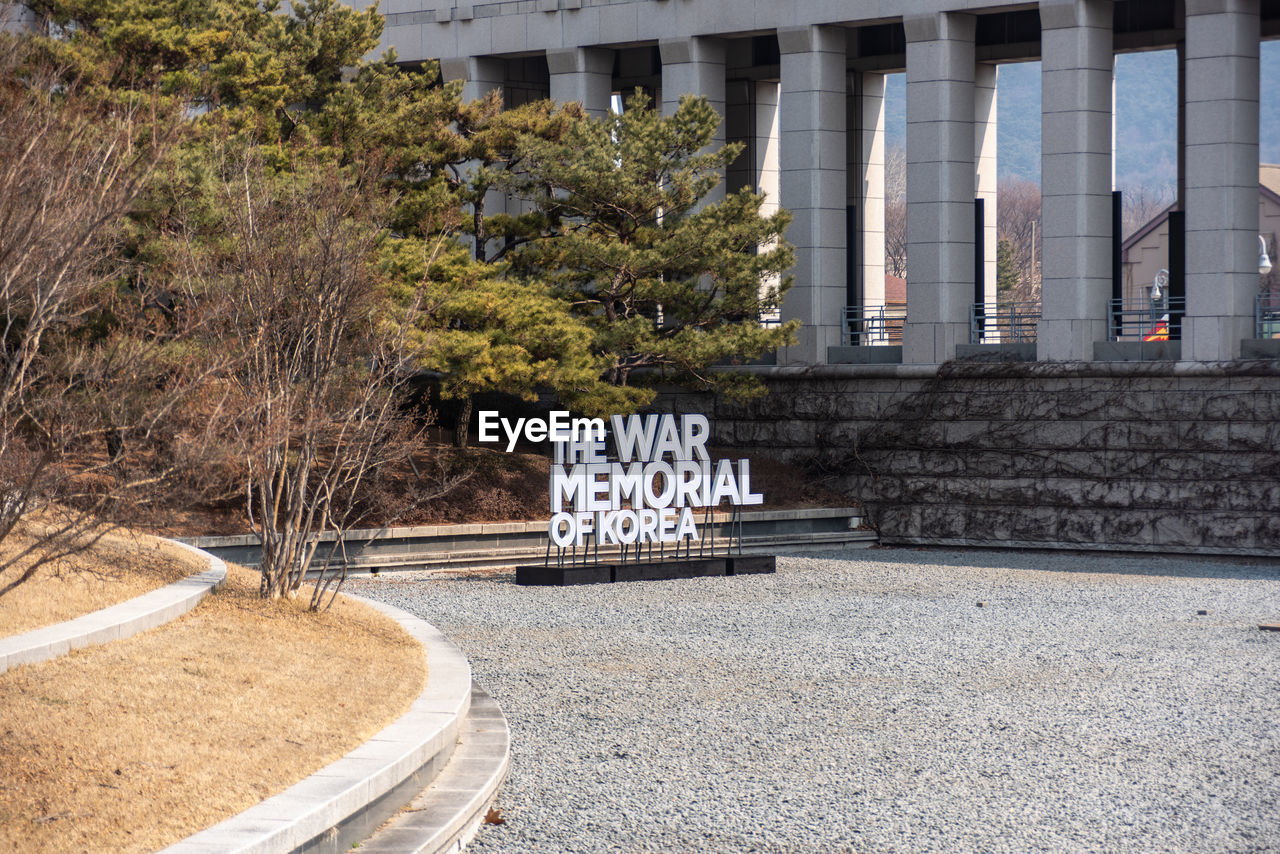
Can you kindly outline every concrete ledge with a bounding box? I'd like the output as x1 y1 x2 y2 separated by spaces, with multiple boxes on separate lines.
180 508 871 574
356 682 511 854
955 343 1037 362
1241 338 1280 359
0 539 226 675
183 507 864 550
1092 340 1182 362
828 345 903 364
880 536 1280 559
713 358 1280 379
338 528 875 574
160 598 472 854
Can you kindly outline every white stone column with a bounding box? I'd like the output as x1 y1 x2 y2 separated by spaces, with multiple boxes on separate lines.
660 38 728 202
1038 0 1114 361
547 47 613 117
902 13 976 364
756 82 783 325
854 72 887 338
975 62 999 309
1183 0 1261 360
776 25 847 365
1111 57 1118 192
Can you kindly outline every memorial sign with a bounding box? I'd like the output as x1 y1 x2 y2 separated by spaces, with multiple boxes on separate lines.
477 410 776 585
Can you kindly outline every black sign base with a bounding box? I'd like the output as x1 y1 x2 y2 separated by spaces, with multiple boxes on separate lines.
728 554 776 575
515 555 776 586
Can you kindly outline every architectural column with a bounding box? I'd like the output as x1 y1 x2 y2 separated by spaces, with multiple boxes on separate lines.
1183 0 1261 360
660 38 727 203
851 72 887 338
440 55 505 103
975 62 999 309
547 47 614 116
902 13 976 364
1037 0 1114 361
439 57 509 250
756 82 783 325
1 7 33 31
776 26 847 365
755 83 782 211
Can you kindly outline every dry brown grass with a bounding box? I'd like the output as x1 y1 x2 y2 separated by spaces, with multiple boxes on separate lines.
0 563 426 853
0 527 203 638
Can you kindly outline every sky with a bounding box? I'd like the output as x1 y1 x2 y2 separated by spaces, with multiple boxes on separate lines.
880 40 1280 192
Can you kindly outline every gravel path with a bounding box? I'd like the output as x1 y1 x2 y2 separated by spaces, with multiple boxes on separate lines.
350 549 1280 853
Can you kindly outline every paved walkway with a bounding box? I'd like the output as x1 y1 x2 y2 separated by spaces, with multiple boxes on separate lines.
351 549 1280 853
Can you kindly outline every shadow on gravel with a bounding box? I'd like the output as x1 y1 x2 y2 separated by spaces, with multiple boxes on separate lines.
800 546 1280 582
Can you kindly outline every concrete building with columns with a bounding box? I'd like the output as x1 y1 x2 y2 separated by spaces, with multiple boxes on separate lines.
360 0 1280 368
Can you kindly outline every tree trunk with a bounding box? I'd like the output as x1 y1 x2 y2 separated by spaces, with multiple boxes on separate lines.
473 195 487 263
453 395 473 449
105 428 127 476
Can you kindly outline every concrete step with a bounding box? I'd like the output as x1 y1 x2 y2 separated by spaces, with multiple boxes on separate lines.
161 601 473 854
356 682 510 854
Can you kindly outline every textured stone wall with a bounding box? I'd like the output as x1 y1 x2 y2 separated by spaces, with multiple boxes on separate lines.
655 362 1280 555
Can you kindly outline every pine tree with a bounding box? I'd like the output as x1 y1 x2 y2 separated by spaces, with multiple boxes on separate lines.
16 3 808 455
996 237 1020 298
503 90 799 413
380 235 624 446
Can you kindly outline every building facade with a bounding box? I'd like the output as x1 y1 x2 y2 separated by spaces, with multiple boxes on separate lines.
359 0 1279 366
1123 166 1278 312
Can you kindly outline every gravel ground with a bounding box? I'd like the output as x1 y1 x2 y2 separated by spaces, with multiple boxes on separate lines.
350 549 1280 854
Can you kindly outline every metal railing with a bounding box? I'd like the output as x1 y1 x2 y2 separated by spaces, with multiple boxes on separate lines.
969 301 1040 344
843 304 906 346
1256 291 1280 339
1108 297 1184 341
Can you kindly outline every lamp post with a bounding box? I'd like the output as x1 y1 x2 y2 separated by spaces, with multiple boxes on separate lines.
1261 236 1276 340
1150 268 1169 316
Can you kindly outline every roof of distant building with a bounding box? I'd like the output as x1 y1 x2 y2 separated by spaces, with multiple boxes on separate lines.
885 274 906 304
1121 165 1280 259
1261 163 1280 197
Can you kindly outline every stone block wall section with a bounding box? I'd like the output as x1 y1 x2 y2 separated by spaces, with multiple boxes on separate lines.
653 362 1280 555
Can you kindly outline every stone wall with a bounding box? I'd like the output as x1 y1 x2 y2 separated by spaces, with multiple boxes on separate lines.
654 361 1280 555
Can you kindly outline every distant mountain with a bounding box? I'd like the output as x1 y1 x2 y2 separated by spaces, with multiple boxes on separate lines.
881 41 1280 192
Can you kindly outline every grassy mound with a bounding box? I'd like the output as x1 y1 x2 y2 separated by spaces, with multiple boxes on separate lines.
0 526 202 639
0 561 425 852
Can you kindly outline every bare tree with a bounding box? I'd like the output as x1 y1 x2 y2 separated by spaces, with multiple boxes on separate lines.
884 143 907 278
996 179 1042 304
201 152 431 609
0 43 195 599
1119 182 1175 239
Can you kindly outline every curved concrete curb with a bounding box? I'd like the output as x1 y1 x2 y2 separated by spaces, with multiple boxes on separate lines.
160 596 472 854
0 538 226 675
357 681 510 854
